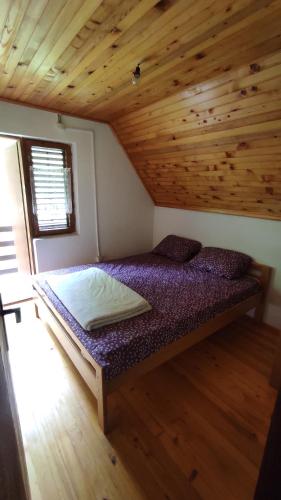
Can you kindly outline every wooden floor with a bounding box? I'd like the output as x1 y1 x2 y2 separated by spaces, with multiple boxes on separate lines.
6 303 278 500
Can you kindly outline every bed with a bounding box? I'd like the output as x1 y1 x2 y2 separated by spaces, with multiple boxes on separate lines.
33 252 271 433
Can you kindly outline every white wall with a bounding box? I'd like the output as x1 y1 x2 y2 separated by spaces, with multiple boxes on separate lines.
154 207 281 328
0 102 153 271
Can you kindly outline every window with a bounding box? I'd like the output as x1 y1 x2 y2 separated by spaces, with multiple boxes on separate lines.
21 139 75 237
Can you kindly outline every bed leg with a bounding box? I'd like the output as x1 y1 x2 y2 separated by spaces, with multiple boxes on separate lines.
97 370 108 434
254 266 271 324
97 393 108 434
254 298 265 323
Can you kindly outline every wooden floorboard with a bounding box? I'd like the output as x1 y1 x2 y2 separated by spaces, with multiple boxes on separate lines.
5 303 278 500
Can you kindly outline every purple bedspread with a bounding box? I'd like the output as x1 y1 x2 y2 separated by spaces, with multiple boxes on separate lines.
35 253 260 380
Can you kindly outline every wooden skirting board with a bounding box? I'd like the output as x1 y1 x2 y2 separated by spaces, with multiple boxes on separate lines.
33 261 271 434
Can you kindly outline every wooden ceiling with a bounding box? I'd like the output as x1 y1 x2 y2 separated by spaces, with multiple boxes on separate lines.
1 0 281 220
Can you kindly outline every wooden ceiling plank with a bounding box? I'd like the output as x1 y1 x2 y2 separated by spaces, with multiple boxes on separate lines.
153 189 280 200
151 180 281 189
70 2 249 114
136 150 281 162
144 165 281 175
145 170 281 182
11 0 103 101
147 189 281 201
0 0 30 66
52 0 199 110
146 166 281 177
154 191 280 207
8 0 85 100
33 0 141 102
126 119 281 153
133 133 281 154
38 0 163 107
131 151 281 169
152 192 281 205
121 93 281 144
1 0 67 99
142 180 281 192
66 0 228 106
126 110 281 152
113 49 281 129
27 0 124 98
99 34 281 122
80 0 268 120
0 0 49 94
115 63 281 135
154 192 280 204
137 157 281 168
22 0 106 101
135 157 281 169
155 201 280 213
40 0 163 104
53 0 129 69
129 135 281 159
83 0 280 119
155 203 281 220
111 31 281 124
0 1 14 51
77 0 268 115
103 42 281 122
119 99 281 145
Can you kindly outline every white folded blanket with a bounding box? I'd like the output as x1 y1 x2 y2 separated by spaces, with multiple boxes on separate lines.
46 267 151 331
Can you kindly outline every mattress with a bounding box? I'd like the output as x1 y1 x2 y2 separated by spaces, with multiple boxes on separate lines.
35 253 261 380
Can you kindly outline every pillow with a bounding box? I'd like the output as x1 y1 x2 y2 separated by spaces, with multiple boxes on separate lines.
190 247 252 279
152 234 201 262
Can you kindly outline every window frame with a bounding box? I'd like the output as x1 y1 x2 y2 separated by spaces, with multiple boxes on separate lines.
21 138 76 238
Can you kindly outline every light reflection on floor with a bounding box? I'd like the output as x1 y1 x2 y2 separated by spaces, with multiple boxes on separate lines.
6 302 70 437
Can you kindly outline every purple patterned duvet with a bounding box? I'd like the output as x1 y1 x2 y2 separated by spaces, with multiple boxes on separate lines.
35 253 260 380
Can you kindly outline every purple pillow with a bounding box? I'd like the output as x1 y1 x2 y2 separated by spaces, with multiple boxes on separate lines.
152 235 201 262
190 247 252 279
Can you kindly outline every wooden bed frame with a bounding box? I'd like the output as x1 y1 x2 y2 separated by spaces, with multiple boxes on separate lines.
33 261 271 434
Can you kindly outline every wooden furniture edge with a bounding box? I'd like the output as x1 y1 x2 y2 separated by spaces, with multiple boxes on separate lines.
33 261 271 433
248 261 272 322
107 292 262 393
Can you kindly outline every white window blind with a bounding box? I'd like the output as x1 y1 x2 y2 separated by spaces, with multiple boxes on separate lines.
22 140 75 236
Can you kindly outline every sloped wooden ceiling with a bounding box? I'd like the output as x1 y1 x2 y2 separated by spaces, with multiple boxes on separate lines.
1 0 281 220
